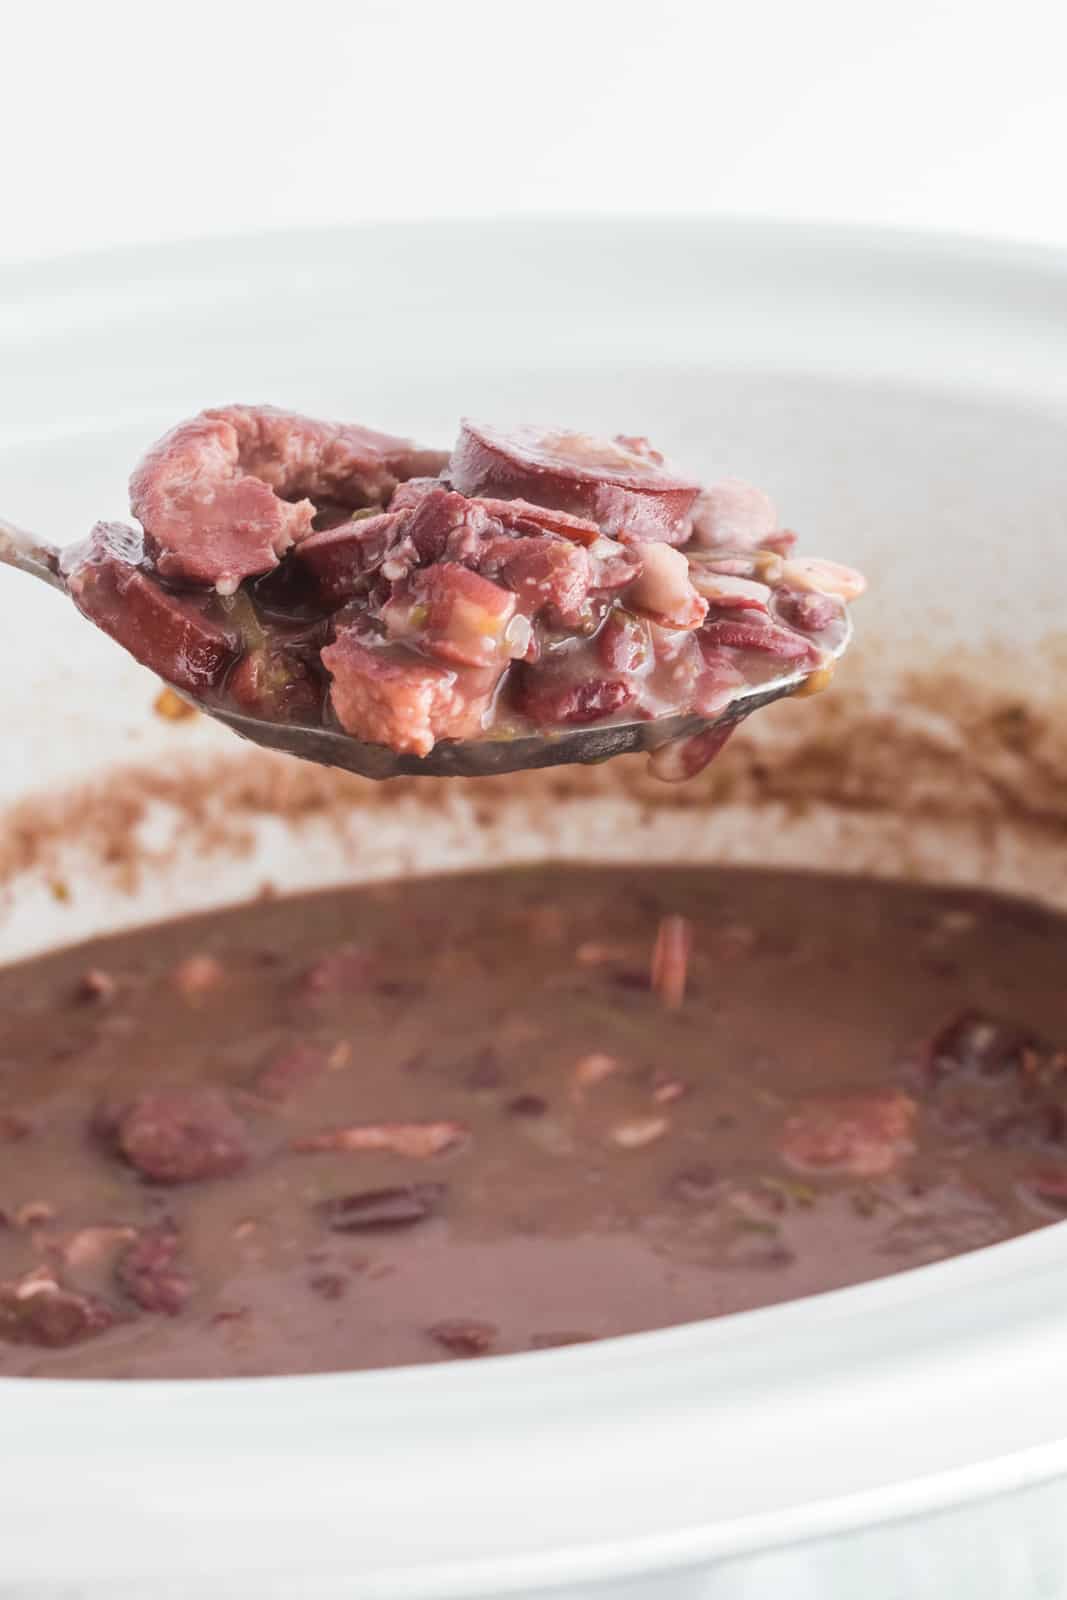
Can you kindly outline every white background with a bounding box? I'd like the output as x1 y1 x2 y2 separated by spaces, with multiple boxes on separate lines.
3 0 1067 264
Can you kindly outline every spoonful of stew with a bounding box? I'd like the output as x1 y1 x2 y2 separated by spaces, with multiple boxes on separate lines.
0 408 864 781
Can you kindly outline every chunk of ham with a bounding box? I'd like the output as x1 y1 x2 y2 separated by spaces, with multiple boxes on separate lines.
779 1090 918 1177
475 534 593 629
382 564 517 670
322 628 501 756
294 511 406 607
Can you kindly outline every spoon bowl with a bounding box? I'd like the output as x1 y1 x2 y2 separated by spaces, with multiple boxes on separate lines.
1 513 850 780
203 661 843 779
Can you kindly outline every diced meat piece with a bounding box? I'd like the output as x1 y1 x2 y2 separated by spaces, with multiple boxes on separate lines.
626 543 707 630
293 511 406 606
650 915 693 1009
700 615 820 661
322 628 497 755
779 1090 918 1177
384 564 517 670
427 1318 497 1357
421 565 516 667
926 1011 1037 1080
110 1088 249 1184
476 534 593 628
473 497 602 546
115 1224 193 1315
404 487 499 565
228 647 322 724
449 421 701 544
64 523 239 694
0 1268 115 1348
316 1183 446 1232
690 478 779 550
129 405 445 591
254 1042 329 1101
513 664 635 727
774 587 839 633
0 1112 31 1142
597 610 655 675
171 953 225 1000
388 476 445 512
780 556 867 602
292 1120 467 1158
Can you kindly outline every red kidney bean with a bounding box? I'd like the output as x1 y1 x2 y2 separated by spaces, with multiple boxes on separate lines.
316 1184 447 1232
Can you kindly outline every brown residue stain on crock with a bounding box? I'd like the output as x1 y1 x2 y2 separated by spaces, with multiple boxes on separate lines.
2 641 1066 900
0 755 372 895
537 653 1067 834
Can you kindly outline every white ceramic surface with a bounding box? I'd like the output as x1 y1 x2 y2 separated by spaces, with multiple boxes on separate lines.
1 219 1066 1598
6 0 1067 263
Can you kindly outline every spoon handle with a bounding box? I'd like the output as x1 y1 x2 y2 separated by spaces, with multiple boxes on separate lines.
0 516 66 592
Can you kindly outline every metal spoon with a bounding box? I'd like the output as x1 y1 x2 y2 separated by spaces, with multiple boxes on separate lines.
0 514 850 780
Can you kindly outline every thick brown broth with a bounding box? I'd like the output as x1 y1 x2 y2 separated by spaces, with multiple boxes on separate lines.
1 865 1066 1378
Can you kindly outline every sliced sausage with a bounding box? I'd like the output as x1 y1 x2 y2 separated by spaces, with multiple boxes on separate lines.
292 511 406 607
130 405 446 592
64 522 240 693
448 421 700 545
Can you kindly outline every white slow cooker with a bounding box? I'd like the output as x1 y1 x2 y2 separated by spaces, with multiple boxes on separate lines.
1 218 1066 1598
